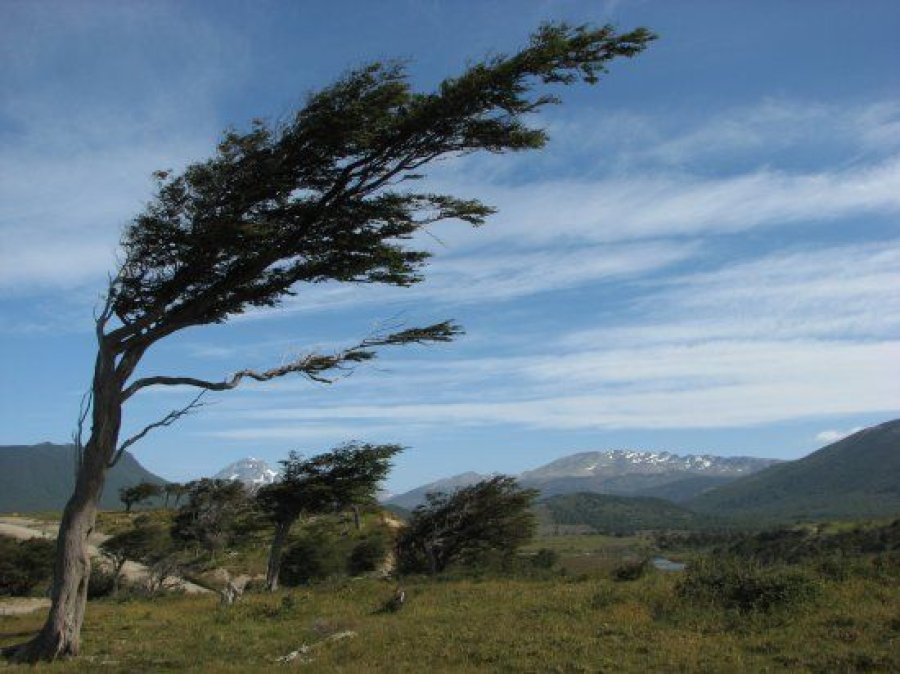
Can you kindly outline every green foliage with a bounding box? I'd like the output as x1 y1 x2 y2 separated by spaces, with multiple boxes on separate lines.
399 475 538 574
678 557 821 613
530 547 559 570
721 519 900 565
171 479 251 557
100 521 173 566
258 443 403 527
0 537 55 596
87 565 117 600
280 532 346 586
258 443 402 587
348 534 389 576
543 491 706 535
118 481 164 513
111 23 654 331
611 558 649 582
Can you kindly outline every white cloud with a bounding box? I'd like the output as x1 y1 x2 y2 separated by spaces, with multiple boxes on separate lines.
201 238 900 434
469 157 900 247
564 239 900 348
815 427 864 445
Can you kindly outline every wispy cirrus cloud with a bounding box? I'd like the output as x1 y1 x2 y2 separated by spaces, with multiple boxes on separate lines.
198 235 900 439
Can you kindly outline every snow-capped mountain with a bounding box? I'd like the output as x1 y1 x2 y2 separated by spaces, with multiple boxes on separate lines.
518 450 779 502
213 457 280 489
520 450 777 481
387 450 780 508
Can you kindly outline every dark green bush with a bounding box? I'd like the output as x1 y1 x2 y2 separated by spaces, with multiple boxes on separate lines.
87 564 117 599
280 533 345 585
348 534 389 576
0 537 55 596
677 557 820 613
611 558 648 582
530 548 559 570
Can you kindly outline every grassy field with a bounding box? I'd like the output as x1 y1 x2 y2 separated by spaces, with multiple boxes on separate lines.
2 565 899 672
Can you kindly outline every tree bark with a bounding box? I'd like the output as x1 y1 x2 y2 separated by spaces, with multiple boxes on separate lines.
6 350 123 663
265 519 292 591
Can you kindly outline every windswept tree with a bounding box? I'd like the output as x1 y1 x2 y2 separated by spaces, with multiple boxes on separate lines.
5 22 654 662
399 476 539 574
171 479 251 560
118 481 163 513
257 442 402 590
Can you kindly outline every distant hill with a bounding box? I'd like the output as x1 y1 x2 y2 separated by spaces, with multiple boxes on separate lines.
540 492 706 535
0 442 168 513
687 420 900 521
386 472 489 509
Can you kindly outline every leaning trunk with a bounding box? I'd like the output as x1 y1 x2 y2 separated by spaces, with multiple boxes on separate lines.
7 349 124 663
265 519 292 591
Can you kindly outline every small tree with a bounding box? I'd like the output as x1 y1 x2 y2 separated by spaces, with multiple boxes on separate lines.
257 442 401 590
118 481 163 513
171 479 250 560
162 482 188 509
399 476 538 574
7 22 654 661
99 523 171 595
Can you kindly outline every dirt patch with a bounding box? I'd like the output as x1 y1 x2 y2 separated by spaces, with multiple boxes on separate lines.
0 598 50 617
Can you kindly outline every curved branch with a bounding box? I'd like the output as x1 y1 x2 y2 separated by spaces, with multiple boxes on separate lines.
120 320 462 402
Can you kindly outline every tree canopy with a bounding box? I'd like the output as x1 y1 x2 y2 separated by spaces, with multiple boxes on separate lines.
257 442 402 589
400 475 539 574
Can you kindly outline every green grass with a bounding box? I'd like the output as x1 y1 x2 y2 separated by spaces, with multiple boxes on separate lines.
2 567 898 672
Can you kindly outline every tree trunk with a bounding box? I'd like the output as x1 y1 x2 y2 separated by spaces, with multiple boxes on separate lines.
265 519 292 591
6 349 124 663
351 505 361 531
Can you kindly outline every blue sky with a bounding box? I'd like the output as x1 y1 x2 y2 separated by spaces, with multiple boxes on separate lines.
1 0 899 492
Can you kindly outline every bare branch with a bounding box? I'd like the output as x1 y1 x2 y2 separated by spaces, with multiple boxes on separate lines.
70 391 92 478
94 273 120 340
120 321 462 401
110 391 206 467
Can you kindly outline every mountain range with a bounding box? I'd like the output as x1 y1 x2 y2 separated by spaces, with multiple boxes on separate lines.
3 419 898 525
387 450 779 509
0 443 167 512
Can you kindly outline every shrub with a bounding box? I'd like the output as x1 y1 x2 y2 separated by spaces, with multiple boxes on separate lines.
280 533 345 586
677 557 820 613
87 565 117 599
0 537 55 596
611 558 648 582
348 534 389 576
531 548 559 570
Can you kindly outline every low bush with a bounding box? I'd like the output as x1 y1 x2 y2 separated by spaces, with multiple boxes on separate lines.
87 564 117 599
347 534 389 576
280 532 345 586
0 536 55 596
611 558 648 582
530 548 559 570
677 557 820 613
